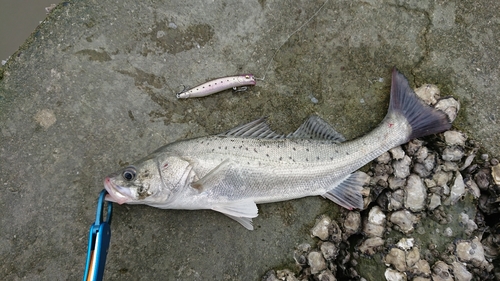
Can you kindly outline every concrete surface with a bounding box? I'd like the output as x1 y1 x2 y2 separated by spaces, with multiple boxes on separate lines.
1 0 499 280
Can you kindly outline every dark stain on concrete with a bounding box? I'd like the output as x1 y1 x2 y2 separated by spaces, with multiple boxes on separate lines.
143 21 214 54
75 49 111 62
117 67 165 89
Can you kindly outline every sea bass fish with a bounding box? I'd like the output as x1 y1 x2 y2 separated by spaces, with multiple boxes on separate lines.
104 68 451 230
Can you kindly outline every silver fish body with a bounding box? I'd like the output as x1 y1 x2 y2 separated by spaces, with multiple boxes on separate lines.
104 69 452 230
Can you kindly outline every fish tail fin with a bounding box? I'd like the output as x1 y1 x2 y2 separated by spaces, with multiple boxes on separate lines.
388 68 451 140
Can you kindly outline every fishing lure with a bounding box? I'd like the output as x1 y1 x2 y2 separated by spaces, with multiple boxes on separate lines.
176 74 256 99
175 0 329 99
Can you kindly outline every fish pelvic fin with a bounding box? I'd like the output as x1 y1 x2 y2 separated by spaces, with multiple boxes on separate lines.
389 68 452 140
224 214 255 230
212 199 259 230
322 171 368 210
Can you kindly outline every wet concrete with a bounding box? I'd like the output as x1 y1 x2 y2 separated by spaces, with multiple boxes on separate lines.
1 0 499 280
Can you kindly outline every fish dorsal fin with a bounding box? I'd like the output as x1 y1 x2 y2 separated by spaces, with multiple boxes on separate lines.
219 117 284 139
288 116 345 142
219 116 345 142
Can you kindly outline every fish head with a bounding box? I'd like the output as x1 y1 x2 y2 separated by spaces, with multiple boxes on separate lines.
104 154 192 205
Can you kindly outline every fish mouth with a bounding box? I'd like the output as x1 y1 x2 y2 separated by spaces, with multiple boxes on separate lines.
104 177 132 205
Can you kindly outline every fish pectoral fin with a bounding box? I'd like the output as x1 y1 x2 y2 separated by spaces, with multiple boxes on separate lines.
212 199 259 230
322 171 369 210
191 159 233 192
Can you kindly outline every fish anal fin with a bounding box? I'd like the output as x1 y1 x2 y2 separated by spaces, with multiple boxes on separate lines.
322 171 369 210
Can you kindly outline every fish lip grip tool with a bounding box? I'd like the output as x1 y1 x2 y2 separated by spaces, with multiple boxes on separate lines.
83 190 113 281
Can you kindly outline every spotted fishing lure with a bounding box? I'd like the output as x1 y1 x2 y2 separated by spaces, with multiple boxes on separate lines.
176 74 256 99
176 0 329 99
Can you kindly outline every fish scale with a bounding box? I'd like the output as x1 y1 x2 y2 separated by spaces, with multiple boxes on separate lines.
104 68 452 230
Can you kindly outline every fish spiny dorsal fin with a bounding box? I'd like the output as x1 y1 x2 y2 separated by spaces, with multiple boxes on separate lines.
287 116 345 142
219 117 285 139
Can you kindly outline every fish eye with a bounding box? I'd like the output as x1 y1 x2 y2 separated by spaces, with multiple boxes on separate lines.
122 167 136 181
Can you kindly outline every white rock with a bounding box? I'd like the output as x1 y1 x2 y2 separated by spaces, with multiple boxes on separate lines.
358 237 384 255
442 184 450 196
409 259 431 276
413 163 431 177
390 210 418 234
464 178 480 198
343 211 361 238
388 189 404 211
317 269 337 281
443 131 466 146
384 268 407 281
393 155 412 179
276 269 299 281
406 139 424 156
415 146 429 163
388 176 406 190
396 238 414 250
443 172 465 205
406 247 420 268
492 163 500 185
364 206 386 237
433 171 452 187
263 271 280 281
424 178 436 188
431 261 453 281
368 206 386 225
311 215 331 240
451 261 472 281
414 84 440 105
320 242 338 260
376 151 392 164
428 193 441 211
456 237 490 270
434 97 460 122
307 251 327 274
390 146 405 160
404 174 427 212
459 154 475 171
442 161 459 172
423 154 436 172
385 247 406 271
442 146 464 161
